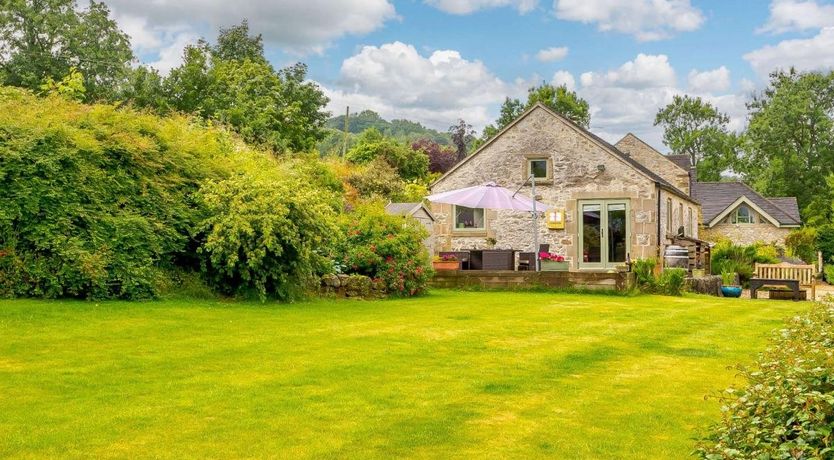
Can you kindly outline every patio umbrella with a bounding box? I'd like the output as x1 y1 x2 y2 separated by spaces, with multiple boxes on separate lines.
425 180 549 269
425 182 548 211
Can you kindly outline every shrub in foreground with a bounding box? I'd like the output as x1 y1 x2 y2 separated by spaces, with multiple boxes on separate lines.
336 202 432 296
696 302 834 458
631 259 686 296
197 169 339 301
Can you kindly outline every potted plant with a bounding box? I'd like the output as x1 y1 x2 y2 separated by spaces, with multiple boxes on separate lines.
539 252 569 271
720 270 742 298
432 254 460 271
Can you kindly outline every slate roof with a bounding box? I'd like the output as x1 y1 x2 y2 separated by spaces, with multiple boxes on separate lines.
769 197 801 222
385 202 435 220
385 202 421 216
667 155 691 171
691 182 801 227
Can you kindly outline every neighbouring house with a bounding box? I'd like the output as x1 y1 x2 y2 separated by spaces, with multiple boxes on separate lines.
692 182 801 246
429 103 700 271
385 202 436 253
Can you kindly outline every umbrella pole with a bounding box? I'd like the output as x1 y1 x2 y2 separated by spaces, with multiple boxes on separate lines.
531 173 538 271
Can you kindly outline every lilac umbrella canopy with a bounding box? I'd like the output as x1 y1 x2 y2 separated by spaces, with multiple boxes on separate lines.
425 182 549 211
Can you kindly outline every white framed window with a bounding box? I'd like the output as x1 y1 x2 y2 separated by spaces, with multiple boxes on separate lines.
454 205 485 230
732 205 755 224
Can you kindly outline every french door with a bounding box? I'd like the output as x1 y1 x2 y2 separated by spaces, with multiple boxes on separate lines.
579 200 630 269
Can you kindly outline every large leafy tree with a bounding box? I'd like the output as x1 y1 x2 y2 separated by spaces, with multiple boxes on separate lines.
654 95 736 181
0 0 133 102
479 83 590 144
143 22 330 154
740 69 834 222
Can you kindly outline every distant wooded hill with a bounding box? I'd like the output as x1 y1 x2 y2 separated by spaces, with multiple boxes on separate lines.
318 110 451 156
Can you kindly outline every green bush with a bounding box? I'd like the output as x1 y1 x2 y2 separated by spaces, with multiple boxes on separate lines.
337 202 432 296
710 240 779 288
0 87 227 299
631 259 685 296
632 258 656 293
196 169 340 301
346 128 429 180
657 268 687 296
825 264 834 284
696 302 834 458
786 227 818 263
817 223 834 265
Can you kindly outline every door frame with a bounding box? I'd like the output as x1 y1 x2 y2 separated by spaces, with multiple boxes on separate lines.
577 199 631 270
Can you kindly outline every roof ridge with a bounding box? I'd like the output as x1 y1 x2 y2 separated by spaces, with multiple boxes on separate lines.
615 132 689 174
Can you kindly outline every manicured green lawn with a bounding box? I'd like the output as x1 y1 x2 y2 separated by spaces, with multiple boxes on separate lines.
0 290 807 459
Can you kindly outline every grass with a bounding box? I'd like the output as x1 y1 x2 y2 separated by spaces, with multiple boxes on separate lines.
0 290 808 459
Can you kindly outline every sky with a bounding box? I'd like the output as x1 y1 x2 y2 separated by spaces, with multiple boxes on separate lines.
105 0 834 149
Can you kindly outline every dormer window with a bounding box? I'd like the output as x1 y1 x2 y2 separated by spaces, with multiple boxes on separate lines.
732 205 755 224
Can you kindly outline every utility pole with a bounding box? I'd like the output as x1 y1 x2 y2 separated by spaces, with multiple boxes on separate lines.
341 106 349 157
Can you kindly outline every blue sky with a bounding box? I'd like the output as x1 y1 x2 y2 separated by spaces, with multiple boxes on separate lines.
107 0 834 149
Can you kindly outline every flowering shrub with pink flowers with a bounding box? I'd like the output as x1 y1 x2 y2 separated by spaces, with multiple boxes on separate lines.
539 252 565 262
337 202 432 296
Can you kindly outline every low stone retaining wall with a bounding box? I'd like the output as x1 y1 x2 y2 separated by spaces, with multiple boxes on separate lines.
430 270 634 292
320 274 386 298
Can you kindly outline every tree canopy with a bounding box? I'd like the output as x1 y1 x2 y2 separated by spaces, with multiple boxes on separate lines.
739 69 834 223
654 95 736 181
0 0 133 102
479 83 590 146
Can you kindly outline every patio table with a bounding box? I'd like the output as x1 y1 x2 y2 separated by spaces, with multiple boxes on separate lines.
468 249 517 270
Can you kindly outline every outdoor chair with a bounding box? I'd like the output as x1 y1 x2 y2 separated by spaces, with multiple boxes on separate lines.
517 244 550 271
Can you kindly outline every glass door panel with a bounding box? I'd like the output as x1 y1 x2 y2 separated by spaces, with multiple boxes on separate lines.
582 204 601 264
579 200 629 268
607 203 627 263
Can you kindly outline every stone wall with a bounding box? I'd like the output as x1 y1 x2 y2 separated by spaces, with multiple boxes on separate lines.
700 223 792 247
431 106 693 269
430 270 634 292
615 133 691 194
659 189 700 242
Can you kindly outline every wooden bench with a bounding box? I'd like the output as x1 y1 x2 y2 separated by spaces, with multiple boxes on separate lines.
752 263 816 301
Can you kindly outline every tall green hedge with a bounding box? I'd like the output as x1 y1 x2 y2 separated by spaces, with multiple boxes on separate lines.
0 87 342 300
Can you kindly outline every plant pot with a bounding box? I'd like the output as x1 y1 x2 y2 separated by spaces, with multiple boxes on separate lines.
721 286 742 298
432 260 459 271
540 260 569 272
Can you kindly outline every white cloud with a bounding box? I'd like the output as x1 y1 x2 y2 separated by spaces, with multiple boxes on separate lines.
758 0 834 34
687 66 731 93
579 53 676 89
744 27 834 77
424 0 538 14
574 54 744 147
536 46 569 62
148 32 201 75
109 0 397 59
326 42 516 130
554 0 704 41
551 70 575 90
